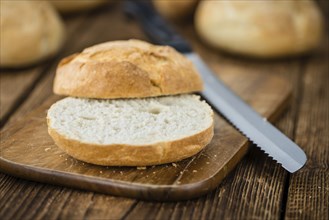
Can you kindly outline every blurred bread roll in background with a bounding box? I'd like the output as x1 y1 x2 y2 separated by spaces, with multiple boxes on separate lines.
153 0 198 20
49 0 109 13
195 1 324 58
0 1 65 67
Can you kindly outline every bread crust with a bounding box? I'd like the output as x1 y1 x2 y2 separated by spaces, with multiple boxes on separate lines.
47 119 214 166
0 1 65 67
153 0 198 20
53 40 203 99
195 1 323 58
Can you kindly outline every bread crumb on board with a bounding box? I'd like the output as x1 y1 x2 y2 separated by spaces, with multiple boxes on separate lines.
137 166 147 170
172 163 178 167
193 170 197 173
44 147 51 152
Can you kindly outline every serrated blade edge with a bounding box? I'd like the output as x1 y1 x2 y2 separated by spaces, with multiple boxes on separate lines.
186 53 307 173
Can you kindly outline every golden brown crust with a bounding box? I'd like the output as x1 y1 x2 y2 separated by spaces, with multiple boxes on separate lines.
53 40 203 99
153 0 199 20
0 1 65 67
195 1 323 58
47 120 214 166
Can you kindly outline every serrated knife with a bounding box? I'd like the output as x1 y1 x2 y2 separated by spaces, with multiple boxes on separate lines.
123 1 307 173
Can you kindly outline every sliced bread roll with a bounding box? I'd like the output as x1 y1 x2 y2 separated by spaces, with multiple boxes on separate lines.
53 39 203 99
47 95 214 166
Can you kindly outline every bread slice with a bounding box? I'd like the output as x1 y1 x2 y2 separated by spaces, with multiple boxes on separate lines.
53 39 203 99
47 95 214 166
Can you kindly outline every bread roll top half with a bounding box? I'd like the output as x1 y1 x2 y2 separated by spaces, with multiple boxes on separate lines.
54 39 203 99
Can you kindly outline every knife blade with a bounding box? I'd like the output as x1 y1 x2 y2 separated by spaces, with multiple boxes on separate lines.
123 1 307 173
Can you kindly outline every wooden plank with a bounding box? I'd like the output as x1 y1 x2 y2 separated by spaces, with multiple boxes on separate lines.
284 33 329 219
0 66 45 126
0 176 136 220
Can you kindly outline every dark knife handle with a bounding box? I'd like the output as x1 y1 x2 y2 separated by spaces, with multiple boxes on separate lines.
123 0 192 53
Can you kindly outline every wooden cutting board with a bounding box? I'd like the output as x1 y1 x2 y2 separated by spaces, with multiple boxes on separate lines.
0 71 291 201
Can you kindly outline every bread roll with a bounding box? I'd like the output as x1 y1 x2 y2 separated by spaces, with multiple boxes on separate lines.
47 95 214 166
0 1 65 67
195 1 323 58
153 0 198 20
49 0 108 13
54 39 203 99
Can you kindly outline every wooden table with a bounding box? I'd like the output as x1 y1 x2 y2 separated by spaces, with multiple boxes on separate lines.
1 3 328 220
